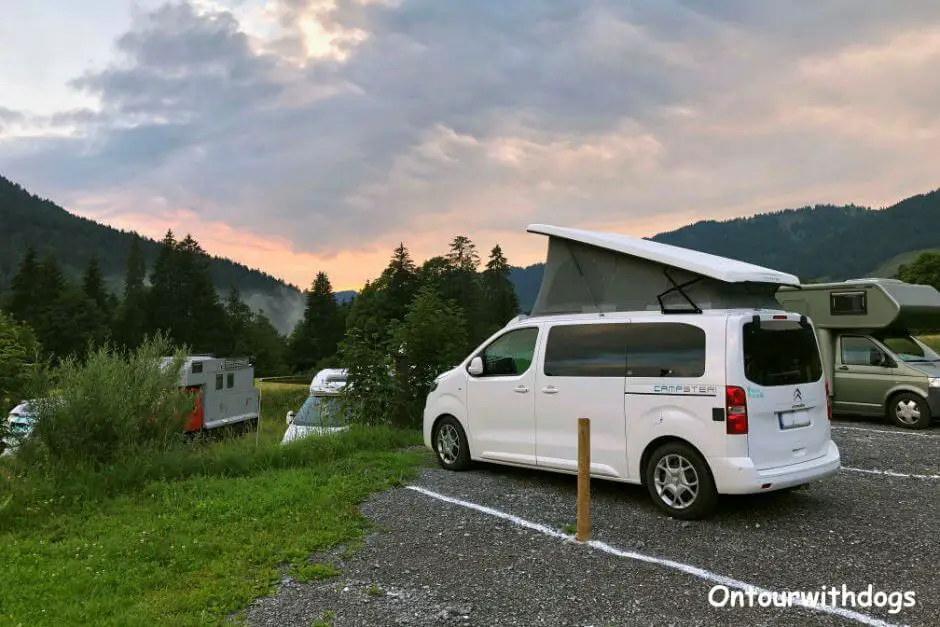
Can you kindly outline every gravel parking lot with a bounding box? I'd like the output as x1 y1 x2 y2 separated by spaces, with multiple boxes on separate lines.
246 419 938 627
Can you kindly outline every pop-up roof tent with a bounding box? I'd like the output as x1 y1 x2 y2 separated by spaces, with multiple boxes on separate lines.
525 224 801 316
776 278 940 332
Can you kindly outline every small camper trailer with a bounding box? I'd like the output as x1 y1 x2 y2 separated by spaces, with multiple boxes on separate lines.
170 356 260 433
776 278 940 429
423 224 840 520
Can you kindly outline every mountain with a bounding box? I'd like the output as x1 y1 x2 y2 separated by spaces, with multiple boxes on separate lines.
4 171 939 327
507 188 940 312
0 175 322 334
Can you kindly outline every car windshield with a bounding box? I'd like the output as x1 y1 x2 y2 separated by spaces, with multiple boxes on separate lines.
292 394 349 427
875 334 940 362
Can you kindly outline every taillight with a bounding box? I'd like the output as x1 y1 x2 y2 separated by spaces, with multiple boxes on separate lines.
726 386 748 434
825 380 832 421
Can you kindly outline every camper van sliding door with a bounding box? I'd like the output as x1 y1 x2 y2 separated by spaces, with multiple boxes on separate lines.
535 321 630 479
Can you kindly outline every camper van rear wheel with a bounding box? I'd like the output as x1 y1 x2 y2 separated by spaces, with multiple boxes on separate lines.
887 392 931 429
433 416 471 471
644 442 717 520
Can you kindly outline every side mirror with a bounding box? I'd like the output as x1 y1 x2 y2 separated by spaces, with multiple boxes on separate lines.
467 356 484 376
286 410 295 424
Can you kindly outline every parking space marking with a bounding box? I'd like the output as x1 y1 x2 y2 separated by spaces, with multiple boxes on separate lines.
831 425 936 438
842 466 939 480
406 485 903 627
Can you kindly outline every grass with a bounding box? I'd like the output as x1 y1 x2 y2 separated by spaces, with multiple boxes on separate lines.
0 383 429 626
917 334 940 352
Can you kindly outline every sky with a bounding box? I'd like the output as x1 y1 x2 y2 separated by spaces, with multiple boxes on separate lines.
1 0 940 291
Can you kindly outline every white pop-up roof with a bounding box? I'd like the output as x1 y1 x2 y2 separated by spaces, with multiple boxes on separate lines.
524 223 801 316
526 224 801 287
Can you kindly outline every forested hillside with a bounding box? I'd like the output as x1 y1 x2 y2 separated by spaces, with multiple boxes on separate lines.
509 188 940 311
3 172 939 322
0 175 311 333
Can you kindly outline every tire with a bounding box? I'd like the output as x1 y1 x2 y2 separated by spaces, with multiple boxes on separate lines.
886 392 932 429
432 416 472 471
644 441 718 520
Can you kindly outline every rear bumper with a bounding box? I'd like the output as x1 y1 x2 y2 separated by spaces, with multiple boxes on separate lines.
708 440 841 494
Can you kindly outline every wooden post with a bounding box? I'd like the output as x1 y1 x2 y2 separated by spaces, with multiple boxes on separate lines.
576 417 590 541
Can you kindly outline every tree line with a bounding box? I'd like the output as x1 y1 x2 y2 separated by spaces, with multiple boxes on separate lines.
0 230 521 422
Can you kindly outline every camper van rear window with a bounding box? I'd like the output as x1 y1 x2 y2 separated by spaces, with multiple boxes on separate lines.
830 291 867 316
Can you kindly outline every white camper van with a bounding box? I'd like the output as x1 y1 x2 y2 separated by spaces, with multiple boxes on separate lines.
423 224 840 519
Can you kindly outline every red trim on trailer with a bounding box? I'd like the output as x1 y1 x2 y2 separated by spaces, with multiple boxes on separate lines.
184 385 204 432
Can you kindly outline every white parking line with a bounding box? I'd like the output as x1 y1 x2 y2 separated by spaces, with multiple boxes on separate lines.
831 425 936 438
842 467 939 480
406 485 904 627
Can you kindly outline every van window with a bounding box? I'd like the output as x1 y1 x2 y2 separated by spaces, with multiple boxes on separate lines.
478 327 539 376
743 320 822 386
216 373 223 390
625 323 706 378
841 336 887 367
543 323 628 377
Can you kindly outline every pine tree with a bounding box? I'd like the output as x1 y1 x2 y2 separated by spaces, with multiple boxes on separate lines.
82 255 109 311
7 246 40 322
124 234 146 299
376 242 418 323
116 235 149 349
482 244 520 334
289 271 342 373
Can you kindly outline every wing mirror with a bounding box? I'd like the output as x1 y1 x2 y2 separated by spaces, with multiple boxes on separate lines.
467 356 484 376
286 410 295 425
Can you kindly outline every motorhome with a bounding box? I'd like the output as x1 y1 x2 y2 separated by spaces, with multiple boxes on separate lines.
167 355 260 433
423 224 840 520
309 368 348 395
776 278 940 429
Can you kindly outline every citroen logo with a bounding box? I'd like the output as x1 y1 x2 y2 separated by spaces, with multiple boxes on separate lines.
793 388 803 403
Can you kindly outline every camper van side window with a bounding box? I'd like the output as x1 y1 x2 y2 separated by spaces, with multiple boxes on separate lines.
227 373 234 388
543 323 629 377
624 323 706 378
831 291 867 315
216 374 223 390
479 327 539 376
191 361 203 374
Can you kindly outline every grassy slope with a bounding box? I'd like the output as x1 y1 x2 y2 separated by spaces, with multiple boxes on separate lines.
0 383 429 626
869 248 940 279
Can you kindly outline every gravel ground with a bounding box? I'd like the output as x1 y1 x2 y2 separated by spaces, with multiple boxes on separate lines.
245 420 938 627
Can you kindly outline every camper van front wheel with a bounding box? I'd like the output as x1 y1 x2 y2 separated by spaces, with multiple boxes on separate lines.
887 392 931 429
433 416 471 471
644 442 717 520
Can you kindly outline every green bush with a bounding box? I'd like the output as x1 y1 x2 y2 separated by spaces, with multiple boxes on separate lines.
0 310 44 415
19 333 195 472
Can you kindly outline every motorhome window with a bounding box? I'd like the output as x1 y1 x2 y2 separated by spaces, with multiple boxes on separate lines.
830 291 867 315
479 327 539 376
625 323 706 378
216 374 223 390
226 373 234 388
191 361 203 374
841 336 887 367
543 323 628 377
742 320 822 386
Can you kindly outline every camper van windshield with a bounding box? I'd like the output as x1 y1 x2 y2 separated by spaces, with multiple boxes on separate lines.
874 334 940 362
742 320 823 387
293 394 348 427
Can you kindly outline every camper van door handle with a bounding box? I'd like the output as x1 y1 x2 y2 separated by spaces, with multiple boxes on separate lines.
542 386 558 394
514 385 529 393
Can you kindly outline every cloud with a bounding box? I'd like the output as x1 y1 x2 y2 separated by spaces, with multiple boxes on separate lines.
2 0 940 287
